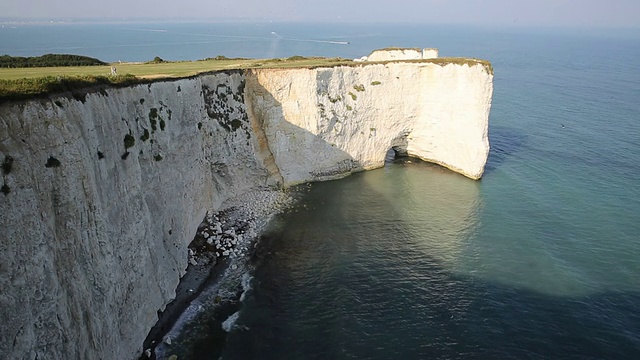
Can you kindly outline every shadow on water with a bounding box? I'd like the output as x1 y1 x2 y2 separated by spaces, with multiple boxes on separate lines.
153 74 379 360
223 230 640 358
484 125 528 175
208 162 640 360
158 72 640 360
232 263 640 359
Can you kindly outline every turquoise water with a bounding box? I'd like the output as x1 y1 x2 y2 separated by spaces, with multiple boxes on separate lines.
4 22 640 359
223 25 640 359
222 159 640 359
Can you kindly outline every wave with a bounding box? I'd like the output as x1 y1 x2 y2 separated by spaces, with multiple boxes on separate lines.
240 271 253 302
222 311 241 332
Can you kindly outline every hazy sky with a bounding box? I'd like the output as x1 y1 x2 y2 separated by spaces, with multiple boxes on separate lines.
2 0 639 27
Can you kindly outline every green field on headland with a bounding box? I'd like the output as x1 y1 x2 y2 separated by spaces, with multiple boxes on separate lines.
0 56 492 102
0 56 350 80
0 56 350 102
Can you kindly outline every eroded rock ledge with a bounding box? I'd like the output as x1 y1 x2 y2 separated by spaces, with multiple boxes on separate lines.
0 55 492 360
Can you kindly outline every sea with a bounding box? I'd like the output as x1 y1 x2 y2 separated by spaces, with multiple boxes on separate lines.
2 21 640 359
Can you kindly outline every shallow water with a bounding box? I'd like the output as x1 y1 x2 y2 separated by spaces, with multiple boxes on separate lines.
214 154 640 359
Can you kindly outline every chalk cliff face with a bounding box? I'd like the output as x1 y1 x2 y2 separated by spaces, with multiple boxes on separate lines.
0 60 492 359
248 61 492 184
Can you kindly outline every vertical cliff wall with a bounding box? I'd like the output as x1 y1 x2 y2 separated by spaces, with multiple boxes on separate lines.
0 71 275 360
0 59 492 359
248 61 492 184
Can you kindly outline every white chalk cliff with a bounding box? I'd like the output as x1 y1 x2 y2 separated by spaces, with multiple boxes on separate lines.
366 47 439 61
0 57 492 359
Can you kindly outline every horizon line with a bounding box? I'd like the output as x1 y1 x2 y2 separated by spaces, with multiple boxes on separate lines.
1 17 639 31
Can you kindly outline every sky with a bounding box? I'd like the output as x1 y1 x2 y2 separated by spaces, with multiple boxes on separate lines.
1 0 639 28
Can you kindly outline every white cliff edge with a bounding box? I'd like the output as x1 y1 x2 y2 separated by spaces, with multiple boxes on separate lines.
364 47 439 62
0 56 492 359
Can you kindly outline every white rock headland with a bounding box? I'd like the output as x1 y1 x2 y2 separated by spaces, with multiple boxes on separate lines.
0 54 492 359
366 47 439 61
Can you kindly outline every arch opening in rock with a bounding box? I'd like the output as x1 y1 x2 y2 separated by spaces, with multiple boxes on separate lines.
384 145 410 164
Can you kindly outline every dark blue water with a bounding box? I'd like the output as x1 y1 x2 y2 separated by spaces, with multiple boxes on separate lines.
4 22 640 359
224 24 639 359
223 160 640 359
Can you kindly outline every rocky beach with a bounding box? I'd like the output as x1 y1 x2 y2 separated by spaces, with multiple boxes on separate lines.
142 189 293 359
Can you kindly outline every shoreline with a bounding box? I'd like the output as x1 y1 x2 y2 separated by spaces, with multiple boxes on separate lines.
140 255 230 359
139 190 294 359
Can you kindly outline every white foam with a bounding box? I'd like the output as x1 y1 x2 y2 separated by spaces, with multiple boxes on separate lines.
240 272 253 302
222 311 241 332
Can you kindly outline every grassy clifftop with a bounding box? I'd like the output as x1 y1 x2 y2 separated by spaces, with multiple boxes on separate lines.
0 56 349 80
0 56 492 103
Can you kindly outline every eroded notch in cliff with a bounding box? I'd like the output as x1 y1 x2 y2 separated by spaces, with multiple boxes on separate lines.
385 133 411 163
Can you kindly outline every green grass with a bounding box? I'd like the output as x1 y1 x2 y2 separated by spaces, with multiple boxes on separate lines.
0 57 351 81
376 47 422 52
0 56 492 102
2 155 13 175
140 128 150 142
0 74 140 102
425 57 494 75
123 134 135 149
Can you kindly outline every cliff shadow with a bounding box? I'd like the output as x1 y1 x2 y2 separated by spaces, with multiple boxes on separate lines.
153 73 474 359
208 159 640 360
244 74 363 186
181 150 486 359
243 71 417 186
484 124 528 175
148 75 366 359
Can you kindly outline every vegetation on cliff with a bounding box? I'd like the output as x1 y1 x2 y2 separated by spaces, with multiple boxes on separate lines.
0 54 106 68
0 74 140 102
0 55 492 102
427 57 494 75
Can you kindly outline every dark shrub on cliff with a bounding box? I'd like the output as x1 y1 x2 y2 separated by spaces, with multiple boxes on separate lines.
0 54 106 68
